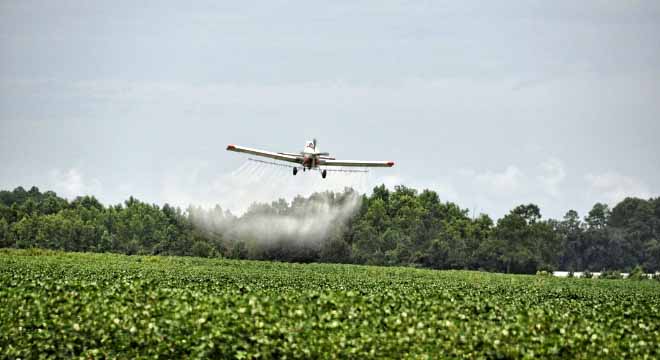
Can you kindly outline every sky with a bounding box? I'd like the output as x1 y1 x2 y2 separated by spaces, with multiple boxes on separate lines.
1 0 659 220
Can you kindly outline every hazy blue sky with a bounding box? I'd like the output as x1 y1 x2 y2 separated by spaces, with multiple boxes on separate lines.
1 0 659 219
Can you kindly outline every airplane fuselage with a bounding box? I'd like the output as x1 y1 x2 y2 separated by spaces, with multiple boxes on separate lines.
301 141 319 169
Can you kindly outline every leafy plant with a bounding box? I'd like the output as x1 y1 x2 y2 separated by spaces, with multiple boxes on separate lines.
599 269 623 280
628 265 647 281
1 249 659 359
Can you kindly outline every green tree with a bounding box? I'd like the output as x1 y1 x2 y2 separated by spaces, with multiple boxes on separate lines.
0 218 9 248
485 204 557 274
191 241 214 258
585 203 610 229
557 209 585 270
512 204 541 224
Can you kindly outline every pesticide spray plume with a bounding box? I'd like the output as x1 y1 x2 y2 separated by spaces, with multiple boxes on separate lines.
186 160 370 259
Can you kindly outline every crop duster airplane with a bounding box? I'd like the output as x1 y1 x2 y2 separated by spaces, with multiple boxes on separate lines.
226 139 394 178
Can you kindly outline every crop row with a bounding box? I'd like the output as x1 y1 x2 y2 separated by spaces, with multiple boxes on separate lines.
1 250 659 358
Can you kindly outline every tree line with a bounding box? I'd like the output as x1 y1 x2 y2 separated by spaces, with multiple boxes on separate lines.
1 185 658 273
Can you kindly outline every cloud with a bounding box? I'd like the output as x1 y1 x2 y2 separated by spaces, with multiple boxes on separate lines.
44 77 516 114
49 168 102 199
425 179 461 203
585 172 651 205
474 165 526 195
376 174 404 189
367 157 571 219
537 157 566 197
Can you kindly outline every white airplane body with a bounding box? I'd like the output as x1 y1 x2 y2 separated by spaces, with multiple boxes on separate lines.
227 139 394 178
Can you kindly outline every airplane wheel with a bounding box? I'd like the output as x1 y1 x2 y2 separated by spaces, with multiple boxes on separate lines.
321 170 327 179
293 167 298 176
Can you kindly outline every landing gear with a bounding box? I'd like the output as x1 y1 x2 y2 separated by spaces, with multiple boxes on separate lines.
293 167 298 176
321 170 327 179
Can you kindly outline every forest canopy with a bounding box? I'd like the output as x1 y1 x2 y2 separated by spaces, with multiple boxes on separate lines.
1 185 658 274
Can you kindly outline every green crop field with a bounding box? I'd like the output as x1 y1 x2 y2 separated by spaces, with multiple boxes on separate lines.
1 249 659 359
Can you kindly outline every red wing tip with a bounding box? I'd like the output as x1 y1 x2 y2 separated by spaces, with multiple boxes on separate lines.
226 144 236 150
387 161 395 167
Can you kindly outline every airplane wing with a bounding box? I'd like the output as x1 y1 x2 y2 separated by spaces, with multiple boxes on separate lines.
226 144 301 164
278 152 303 157
319 159 394 168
